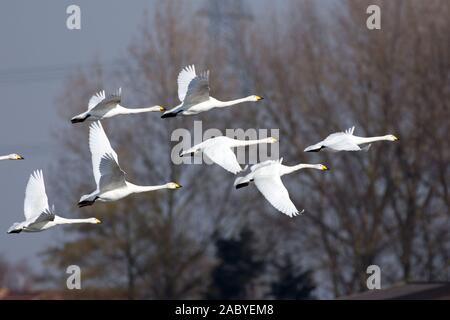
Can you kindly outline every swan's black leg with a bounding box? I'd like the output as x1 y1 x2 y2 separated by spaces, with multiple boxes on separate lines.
71 114 91 124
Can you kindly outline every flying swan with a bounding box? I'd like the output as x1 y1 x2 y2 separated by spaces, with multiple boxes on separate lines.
161 65 263 118
180 136 278 174
7 170 101 234
304 126 398 152
71 88 164 123
0 154 24 161
234 158 328 217
78 121 182 207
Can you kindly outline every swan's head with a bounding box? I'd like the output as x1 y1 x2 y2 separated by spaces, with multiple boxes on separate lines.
385 134 399 141
267 137 277 144
158 106 165 112
249 95 264 102
88 218 102 224
7 154 24 160
167 182 182 189
308 164 329 171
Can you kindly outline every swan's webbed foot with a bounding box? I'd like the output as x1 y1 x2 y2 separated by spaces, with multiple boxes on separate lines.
161 112 178 119
235 182 250 189
7 229 22 234
305 146 325 152
78 199 96 208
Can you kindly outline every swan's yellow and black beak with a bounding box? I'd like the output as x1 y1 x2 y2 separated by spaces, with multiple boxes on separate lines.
255 96 264 101
95 218 102 224
393 136 399 141
320 165 329 171
159 106 166 112
15 155 24 160
174 182 182 189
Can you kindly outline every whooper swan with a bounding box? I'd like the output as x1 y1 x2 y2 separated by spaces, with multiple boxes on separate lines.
78 121 182 207
180 136 277 174
304 126 398 152
71 88 164 123
7 170 101 233
161 65 263 118
234 158 328 217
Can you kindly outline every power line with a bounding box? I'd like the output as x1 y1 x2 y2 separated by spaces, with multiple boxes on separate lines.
0 59 126 85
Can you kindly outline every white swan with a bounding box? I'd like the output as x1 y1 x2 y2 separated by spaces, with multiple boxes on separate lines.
71 88 164 123
304 126 398 152
7 170 101 234
161 65 263 118
0 154 24 161
78 121 182 207
234 158 328 217
180 136 277 174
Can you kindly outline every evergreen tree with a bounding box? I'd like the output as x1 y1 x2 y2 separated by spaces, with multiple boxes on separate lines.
206 228 265 299
270 254 315 300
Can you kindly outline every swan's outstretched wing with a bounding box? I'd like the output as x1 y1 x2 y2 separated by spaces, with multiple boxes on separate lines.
250 159 281 172
203 145 242 174
98 153 126 192
89 121 120 189
177 65 197 102
183 70 210 106
254 176 300 217
88 88 122 112
31 209 55 224
23 170 50 221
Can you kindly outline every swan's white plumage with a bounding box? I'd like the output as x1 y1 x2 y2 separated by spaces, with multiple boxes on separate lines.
254 176 299 217
203 144 242 175
8 170 101 234
79 121 182 206
89 121 120 188
183 70 210 106
162 65 263 117
177 65 197 102
88 88 121 112
88 90 106 110
24 170 49 221
181 136 277 174
304 126 397 152
98 153 126 192
304 126 361 152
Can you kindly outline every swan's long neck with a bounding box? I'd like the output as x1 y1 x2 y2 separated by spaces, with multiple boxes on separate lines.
233 138 274 147
353 135 392 145
215 97 253 108
54 217 95 225
127 182 169 193
280 164 321 176
0 155 9 160
118 105 161 114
